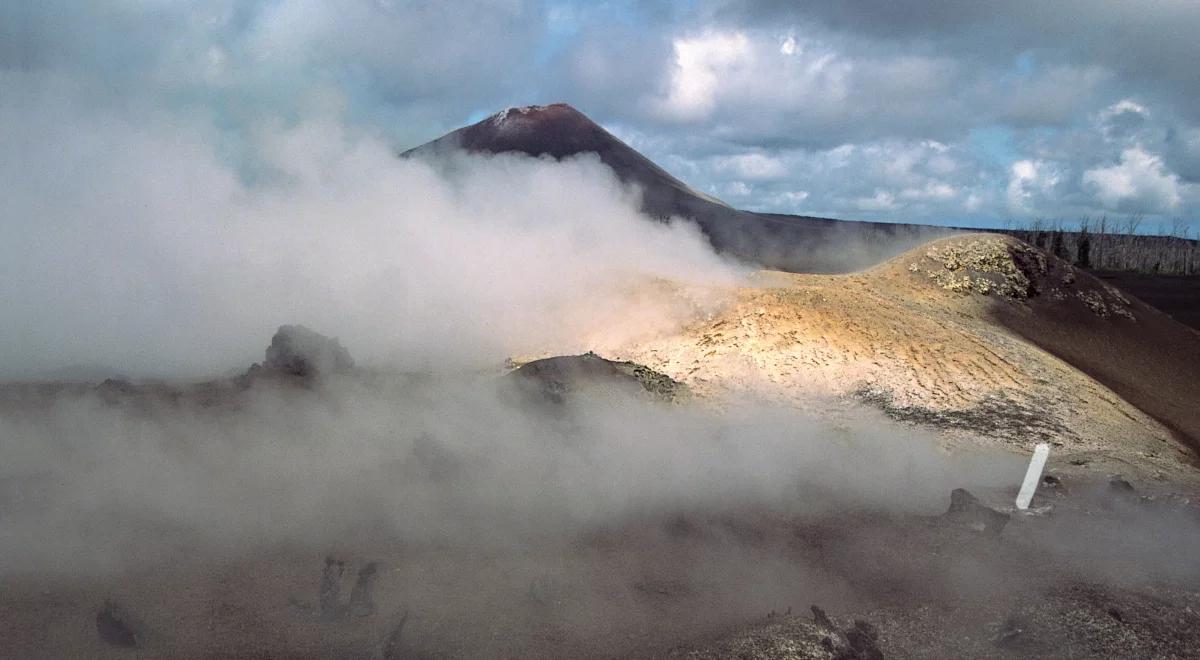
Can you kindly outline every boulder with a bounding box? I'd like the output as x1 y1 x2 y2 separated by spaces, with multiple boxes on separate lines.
96 600 138 648
944 488 1010 535
318 556 345 620
262 325 355 377
812 605 885 660
507 352 687 405
347 562 379 618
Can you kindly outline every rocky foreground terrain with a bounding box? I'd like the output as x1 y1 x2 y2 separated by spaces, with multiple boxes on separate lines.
4 299 1200 658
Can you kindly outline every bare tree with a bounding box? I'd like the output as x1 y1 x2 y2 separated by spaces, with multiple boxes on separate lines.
1003 214 1197 275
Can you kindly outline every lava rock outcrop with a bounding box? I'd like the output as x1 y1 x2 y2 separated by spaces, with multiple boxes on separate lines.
259 325 355 377
943 488 1010 535
507 352 688 405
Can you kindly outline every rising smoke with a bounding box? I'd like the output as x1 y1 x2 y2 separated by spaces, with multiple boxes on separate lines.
0 373 1023 577
1 78 740 380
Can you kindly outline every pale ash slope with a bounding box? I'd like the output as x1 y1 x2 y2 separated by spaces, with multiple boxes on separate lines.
602 234 1197 472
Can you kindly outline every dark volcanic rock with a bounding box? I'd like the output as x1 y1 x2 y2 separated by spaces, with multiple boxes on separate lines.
943 488 1010 535
262 325 355 377
992 614 1029 648
96 600 138 648
97 378 135 394
812 605 836 630
318 556 345 620
508 352 687 405
842 620 884 660
810 607 885 660
302 557 380 622
1108 475 1136 496
381 611 410 660
95 378 137 403
347 562 379 618
1103 475 1142 510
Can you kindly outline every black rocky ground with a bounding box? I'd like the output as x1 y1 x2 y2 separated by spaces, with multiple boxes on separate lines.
665 475 1200 659
507 352 690 405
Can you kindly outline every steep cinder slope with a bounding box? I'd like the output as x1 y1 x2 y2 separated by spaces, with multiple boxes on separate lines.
404 103 731 222
968 250 1200 456
402 104 948 272
1091 271 1200 331
600 234 1198 472
878 234 1200 456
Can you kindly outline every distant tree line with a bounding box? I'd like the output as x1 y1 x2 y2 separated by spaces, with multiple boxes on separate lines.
996 217 1199 275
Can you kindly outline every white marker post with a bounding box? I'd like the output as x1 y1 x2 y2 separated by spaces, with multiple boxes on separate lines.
1015 443 1051 510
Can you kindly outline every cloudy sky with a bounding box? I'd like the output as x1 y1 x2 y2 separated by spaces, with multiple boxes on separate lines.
5 0 1200 229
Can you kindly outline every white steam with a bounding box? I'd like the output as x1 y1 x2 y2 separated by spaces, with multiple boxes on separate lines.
1 79 740 379
0 376 1020 577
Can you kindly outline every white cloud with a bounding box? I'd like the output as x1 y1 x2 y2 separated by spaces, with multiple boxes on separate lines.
725 181 752 196
780 35 798 56
899 182 957 201
854 190 897 211
1102 98 1149 120
1006 159 1060 213
1094 97 1155 144
648 29 857 129
670 135 988 219
712 152 789 180
1082 146 1182 212
654 31 751 121
772 190 810 212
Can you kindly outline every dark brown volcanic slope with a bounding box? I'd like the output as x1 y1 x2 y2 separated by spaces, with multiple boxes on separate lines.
1093 270 1200 331
987 268 1200 456
403 103 951 273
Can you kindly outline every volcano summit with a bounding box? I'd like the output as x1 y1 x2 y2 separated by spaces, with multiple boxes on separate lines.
405 104 950 273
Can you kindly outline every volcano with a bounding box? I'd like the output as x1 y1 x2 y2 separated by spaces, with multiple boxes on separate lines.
403 103 950 273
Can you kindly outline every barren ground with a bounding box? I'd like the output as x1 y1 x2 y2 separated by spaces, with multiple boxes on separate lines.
4 463 1200 658
4 234 1200 658
597 234 1200 481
